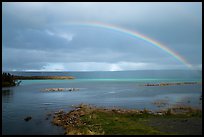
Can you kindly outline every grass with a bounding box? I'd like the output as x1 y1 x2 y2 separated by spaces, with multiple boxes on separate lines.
79 111 165 135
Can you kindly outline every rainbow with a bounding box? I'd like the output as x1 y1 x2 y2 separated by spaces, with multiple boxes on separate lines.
63 22 193 69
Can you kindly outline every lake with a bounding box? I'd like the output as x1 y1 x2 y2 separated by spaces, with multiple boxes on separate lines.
2 70 202 135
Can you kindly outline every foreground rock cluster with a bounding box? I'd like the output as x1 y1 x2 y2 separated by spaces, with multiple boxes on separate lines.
52 104 91 135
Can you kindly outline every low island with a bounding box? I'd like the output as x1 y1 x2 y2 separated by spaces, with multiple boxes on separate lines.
2 73 74 87
144 82 202 86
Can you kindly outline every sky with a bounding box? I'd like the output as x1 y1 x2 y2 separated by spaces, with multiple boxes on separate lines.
2 2 202 71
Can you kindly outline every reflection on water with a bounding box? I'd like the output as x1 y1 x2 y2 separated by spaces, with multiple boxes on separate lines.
2 89 14 102
2 89 13 96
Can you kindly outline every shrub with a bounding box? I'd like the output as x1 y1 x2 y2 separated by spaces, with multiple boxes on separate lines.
2 72 21 87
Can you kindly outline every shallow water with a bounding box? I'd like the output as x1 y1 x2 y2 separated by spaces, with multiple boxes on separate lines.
2 71 202 135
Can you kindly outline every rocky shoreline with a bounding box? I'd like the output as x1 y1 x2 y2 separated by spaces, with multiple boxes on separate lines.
51 104 202 135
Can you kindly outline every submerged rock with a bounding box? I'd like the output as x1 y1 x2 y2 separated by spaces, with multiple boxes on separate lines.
47 113 52 117
152 100 169 108
24 116 32 121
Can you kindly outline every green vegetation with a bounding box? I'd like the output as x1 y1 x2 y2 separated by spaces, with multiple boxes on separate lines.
2 73 21 87
78 110 164 135
52 104 202 135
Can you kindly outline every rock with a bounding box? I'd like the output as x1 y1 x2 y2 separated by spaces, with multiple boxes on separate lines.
52 118 62 126
156 112 163 116
47 113 52 116
79 111 85 116
152 100 168 107
148 111 154 114
181 119 188 122
24 116 32 121
55 110 64 115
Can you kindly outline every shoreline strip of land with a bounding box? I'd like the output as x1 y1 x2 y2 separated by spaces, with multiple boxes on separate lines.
13 76 75 80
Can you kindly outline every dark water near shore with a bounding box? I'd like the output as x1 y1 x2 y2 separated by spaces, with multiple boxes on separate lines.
2 70 202 135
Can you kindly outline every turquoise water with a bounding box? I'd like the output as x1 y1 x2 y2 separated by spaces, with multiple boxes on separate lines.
21 78 202 86
2 70 202 135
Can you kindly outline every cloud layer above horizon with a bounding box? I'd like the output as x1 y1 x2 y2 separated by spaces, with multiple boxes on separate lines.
2 2 202 71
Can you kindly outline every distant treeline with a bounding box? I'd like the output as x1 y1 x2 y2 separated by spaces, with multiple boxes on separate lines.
2 73 21 87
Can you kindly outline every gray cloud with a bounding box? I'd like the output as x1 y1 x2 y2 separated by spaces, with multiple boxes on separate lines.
2 2 202 71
